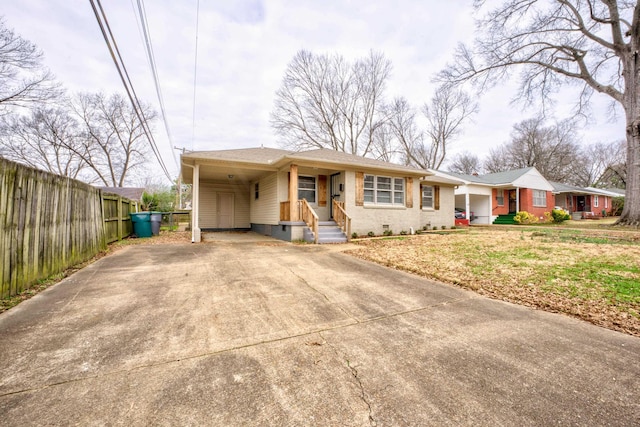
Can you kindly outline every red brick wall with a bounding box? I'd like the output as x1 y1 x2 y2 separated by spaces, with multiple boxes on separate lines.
519 188 555 219
493 189 509 215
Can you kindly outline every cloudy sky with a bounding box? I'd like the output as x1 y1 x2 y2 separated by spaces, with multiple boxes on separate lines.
2 0 626 183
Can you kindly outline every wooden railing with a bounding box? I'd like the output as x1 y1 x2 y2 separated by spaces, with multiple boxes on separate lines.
332 199 352 242
300 199 319 243
280 201 291 221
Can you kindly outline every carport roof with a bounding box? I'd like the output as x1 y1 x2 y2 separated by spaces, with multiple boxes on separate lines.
444 167 535 185
181 147 431 183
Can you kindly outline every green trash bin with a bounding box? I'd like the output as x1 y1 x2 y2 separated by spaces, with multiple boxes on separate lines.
130 212 152 238
150 211 162 236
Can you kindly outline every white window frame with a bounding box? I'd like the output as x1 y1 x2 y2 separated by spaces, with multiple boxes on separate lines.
364 174 405 206
533 190 547 207
496 189 504 206
298 175 317 203
594 195 599 207
422 185 434 209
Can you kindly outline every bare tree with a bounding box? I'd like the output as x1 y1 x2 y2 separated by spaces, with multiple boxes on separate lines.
271 50 391 157
439 0 640 224
384 97 423 164
388 87 477 169
482 117 582 181
70 92 155 187
574 140 626 187
0 18 59 114
0 106 86 178
420 86 477 169
448 151 483 175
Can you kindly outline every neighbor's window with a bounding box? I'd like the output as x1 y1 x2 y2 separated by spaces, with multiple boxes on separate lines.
533 190 547 207
254 183 259 200
364 174 404 205
298 176 316 203
422 186 434 209
496 189 504 206
605 197 608 208
594 195 599 207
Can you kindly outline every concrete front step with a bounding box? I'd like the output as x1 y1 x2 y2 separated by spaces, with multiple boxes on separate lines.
303 223 348 243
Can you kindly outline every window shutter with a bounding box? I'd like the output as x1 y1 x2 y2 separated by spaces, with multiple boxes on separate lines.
406 177 413 208
434 185 440 210
318 175 327 207
355 172 364 206
420 185 423 209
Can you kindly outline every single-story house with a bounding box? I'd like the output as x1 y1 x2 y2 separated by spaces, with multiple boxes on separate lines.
551 182 619 218
180 147 461 243
433 167 555 224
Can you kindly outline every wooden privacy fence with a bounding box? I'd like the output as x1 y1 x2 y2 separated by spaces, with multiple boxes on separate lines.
102 193 137 243
0 159 138 299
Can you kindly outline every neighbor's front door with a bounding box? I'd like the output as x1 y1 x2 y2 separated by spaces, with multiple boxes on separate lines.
508 190 517 214
217 193 234 229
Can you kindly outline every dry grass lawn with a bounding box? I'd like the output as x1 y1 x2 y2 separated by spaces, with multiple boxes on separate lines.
347 226 640 337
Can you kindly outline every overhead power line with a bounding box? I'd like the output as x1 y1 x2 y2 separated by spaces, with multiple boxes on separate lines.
89 0 172 183
134 0 179 170
191 0 200 150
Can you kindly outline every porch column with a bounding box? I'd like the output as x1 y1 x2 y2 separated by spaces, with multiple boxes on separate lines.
192 163 201 242
516 187 520 213
465 190 471 223
289 164 298 221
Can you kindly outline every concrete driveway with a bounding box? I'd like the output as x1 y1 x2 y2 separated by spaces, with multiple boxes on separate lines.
1 239 639 426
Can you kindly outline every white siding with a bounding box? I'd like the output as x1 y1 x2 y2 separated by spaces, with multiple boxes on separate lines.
250 173 279 225
199 182 250 228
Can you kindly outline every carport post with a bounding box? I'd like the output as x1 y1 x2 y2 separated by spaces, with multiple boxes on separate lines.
465 190 470 223
192 164 201 242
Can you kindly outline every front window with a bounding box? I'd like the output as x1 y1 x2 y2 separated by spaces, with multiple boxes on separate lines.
533 190 546 207
422 186 434 209
594 195 599 207
496 189 504 206
364 174 404 205
298 176 316 203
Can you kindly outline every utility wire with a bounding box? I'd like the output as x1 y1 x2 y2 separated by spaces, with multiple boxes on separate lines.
89 0 172 182
134 0 179 170
191 0 200 150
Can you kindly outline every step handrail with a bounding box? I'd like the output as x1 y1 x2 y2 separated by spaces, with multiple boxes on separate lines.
332 199 352 242
299 199 319 243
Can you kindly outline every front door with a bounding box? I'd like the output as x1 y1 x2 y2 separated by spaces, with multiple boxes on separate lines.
217 193 234 229
508 190 517 214
330 173 341 218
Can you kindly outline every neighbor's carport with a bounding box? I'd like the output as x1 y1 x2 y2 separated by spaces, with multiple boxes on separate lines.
1 241 638 425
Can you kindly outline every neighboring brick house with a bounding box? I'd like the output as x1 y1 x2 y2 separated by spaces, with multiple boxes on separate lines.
551 182 619 218
432 167 556 224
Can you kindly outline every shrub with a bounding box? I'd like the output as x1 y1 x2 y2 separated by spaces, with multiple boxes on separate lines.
550 208 571 223
399 230 407 235
415 229 423 235
450 225 457 230
513 211 539 224
383 229 393 236
441 225 446 230
351 232 358 239
367 231 375 237
612 196 624 216
433 226 438 230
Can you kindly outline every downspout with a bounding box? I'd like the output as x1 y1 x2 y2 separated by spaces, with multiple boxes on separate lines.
516 187 520 213
181 161 201 243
